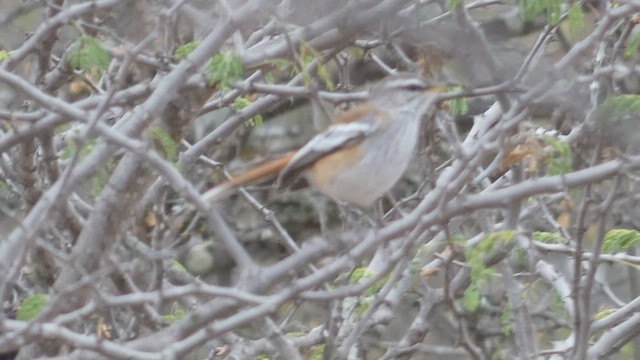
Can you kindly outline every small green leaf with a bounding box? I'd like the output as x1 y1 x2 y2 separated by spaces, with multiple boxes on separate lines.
594 308 616 321
206 53 244 89
59 138 97 160
451 234 467 245
463 284 481 312
546 0 562 26
270 58 292 74
172 260 187 272
59 142 76 161
446 87 469 116
467 230 516 261
244 115 264 127
625 33 640 59
532 231 563 244
150 126 178 162
519 0 562 26
233 97 263 127
68 36 111 71
519 0 541 21
451 97 469 116
603 229 640 253
0 50 10 62
550 290 566 315
355 300 371 318
543 136 572 176
501 303 512 336
448 0 464 10
567 3 585 35
365 273 391 296
317 62 335 90
349 267 372 284
175 41 200 61
298 43 334 89
92 159 116 196
462 231 512 312
310 345 325 360
264 72 275 84
599 95 640 117
17 294 49 321
285 332 304 337
232 96 250 110
163 303 186 324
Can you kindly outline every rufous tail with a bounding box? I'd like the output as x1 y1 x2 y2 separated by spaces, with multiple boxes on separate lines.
202 152 296 202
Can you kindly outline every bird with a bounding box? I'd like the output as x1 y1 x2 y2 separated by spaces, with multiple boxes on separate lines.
202 73 444 208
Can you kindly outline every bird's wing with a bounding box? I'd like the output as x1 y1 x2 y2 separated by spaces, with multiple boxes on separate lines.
277 120 378 186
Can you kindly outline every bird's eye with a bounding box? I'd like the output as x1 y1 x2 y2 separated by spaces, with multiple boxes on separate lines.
406 84 425 91
405 82 426 91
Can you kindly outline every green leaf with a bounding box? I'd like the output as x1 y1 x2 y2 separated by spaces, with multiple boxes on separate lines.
410 243 436 271
446 87 468 116
451 234 467 245
17 294 49 321
501 303 512 336
603 229 640 253
163 303 186 324
0 50 9 62
233 96 251 110
365 273 391 296
463 284 481 312
264 72 275 84
272 58 291 71
550 290 566 314
466 230 516 262
543 136 572 176
59 141 76 161
519 0 562 26
244 115 264 127
451 97 469 116
355 300 371 318
206 53 244 89
594 308 616 321
175 41 200 61
317 62 335 91
172 260 187 272
68 36 111 71
59 138 97 160
349 267 373 284
599 95 640 117
310 345 325 360
568 3 585 35
532 231 563 244
92 159 116 196
448 0 464 10
298 43 334 90
150 126 178 162
233 97 264 127
546 0 562 26
625 33 640 60
462 231 512 312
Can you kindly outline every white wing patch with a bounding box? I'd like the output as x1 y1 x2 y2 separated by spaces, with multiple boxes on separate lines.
278 121 377 185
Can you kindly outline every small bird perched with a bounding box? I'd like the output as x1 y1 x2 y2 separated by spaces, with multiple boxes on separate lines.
202 73 444 207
